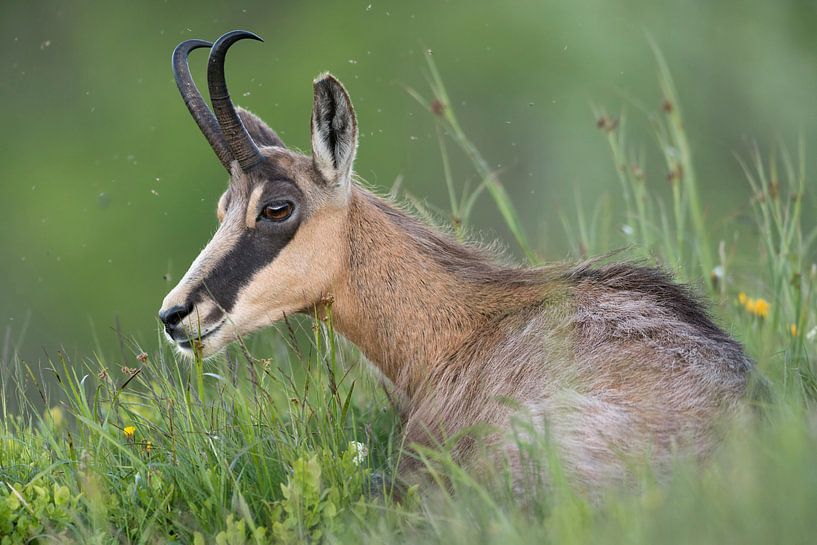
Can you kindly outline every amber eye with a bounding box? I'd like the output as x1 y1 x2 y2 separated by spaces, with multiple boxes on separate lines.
259 201 294 222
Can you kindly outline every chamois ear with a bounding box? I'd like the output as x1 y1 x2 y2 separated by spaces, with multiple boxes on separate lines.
236 107 286 148
311 73 358 187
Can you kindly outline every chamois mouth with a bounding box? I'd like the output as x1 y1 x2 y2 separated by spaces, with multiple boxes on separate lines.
166 320 225 352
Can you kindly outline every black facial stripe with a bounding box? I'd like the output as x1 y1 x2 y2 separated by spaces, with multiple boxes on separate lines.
204 306 225 324
193 217 301 313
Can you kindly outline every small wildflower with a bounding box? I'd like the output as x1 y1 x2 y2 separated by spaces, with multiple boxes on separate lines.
753 298 770 319
738 293 770 319
121 366 138 376
123 426 136 440
711 266 724 288
136 352 148 363
348 441 369 466
46 406 64 428
144 441 153 455
790 324 798 337
97 368 109 381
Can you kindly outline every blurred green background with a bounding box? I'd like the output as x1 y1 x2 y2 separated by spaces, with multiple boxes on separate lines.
1 0 815 362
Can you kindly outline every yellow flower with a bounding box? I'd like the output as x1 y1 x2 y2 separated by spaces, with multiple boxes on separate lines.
790 323 798 337
753 298 770 318
123 426 136 440
144 441 153 454
739 292 770 319
46 406 64 429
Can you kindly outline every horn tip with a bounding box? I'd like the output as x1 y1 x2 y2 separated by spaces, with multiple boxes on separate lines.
173 38 214 56
216 29 264 45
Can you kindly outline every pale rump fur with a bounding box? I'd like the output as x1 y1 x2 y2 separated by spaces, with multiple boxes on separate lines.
161 58 753 495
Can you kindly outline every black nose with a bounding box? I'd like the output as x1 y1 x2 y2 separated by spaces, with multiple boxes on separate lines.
159 303 193 330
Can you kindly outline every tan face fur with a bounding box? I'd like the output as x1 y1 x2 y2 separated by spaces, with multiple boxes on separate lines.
160 74 358 358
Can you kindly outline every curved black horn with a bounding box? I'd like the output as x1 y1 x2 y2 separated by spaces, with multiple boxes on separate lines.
172 39 234 172
207 30 264 172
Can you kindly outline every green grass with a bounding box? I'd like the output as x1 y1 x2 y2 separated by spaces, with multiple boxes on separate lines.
1 55 816 545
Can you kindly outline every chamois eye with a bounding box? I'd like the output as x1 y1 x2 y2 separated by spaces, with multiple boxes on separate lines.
259 201 294 222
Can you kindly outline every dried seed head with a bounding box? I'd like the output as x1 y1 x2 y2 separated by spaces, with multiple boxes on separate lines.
667 164 684 184
768 179 779 200
595 115 619 133
431 99 446 116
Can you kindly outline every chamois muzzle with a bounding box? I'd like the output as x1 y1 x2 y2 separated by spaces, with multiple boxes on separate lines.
207 30 265 171
159 303 193 332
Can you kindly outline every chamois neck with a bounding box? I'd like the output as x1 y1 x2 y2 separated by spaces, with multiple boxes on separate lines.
330 187 548 395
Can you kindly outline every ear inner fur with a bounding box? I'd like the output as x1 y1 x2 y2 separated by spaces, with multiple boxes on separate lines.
310 74 358 186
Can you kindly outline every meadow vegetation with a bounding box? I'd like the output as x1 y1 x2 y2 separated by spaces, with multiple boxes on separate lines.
1 54 815 544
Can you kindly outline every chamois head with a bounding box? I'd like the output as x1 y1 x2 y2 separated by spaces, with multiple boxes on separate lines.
159 30 358 357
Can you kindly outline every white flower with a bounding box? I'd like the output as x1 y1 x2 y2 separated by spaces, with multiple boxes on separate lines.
348 441 369 466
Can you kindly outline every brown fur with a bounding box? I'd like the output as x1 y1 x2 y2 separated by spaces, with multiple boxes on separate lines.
327 189 750 491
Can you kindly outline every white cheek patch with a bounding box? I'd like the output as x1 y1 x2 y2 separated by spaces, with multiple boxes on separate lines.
245 185 264 228
216 191 230 223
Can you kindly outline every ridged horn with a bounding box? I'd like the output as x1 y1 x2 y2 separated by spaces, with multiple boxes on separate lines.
172 39 234 172
207 30 264 171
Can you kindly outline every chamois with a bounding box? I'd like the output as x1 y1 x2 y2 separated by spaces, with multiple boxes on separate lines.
159 30 753 493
